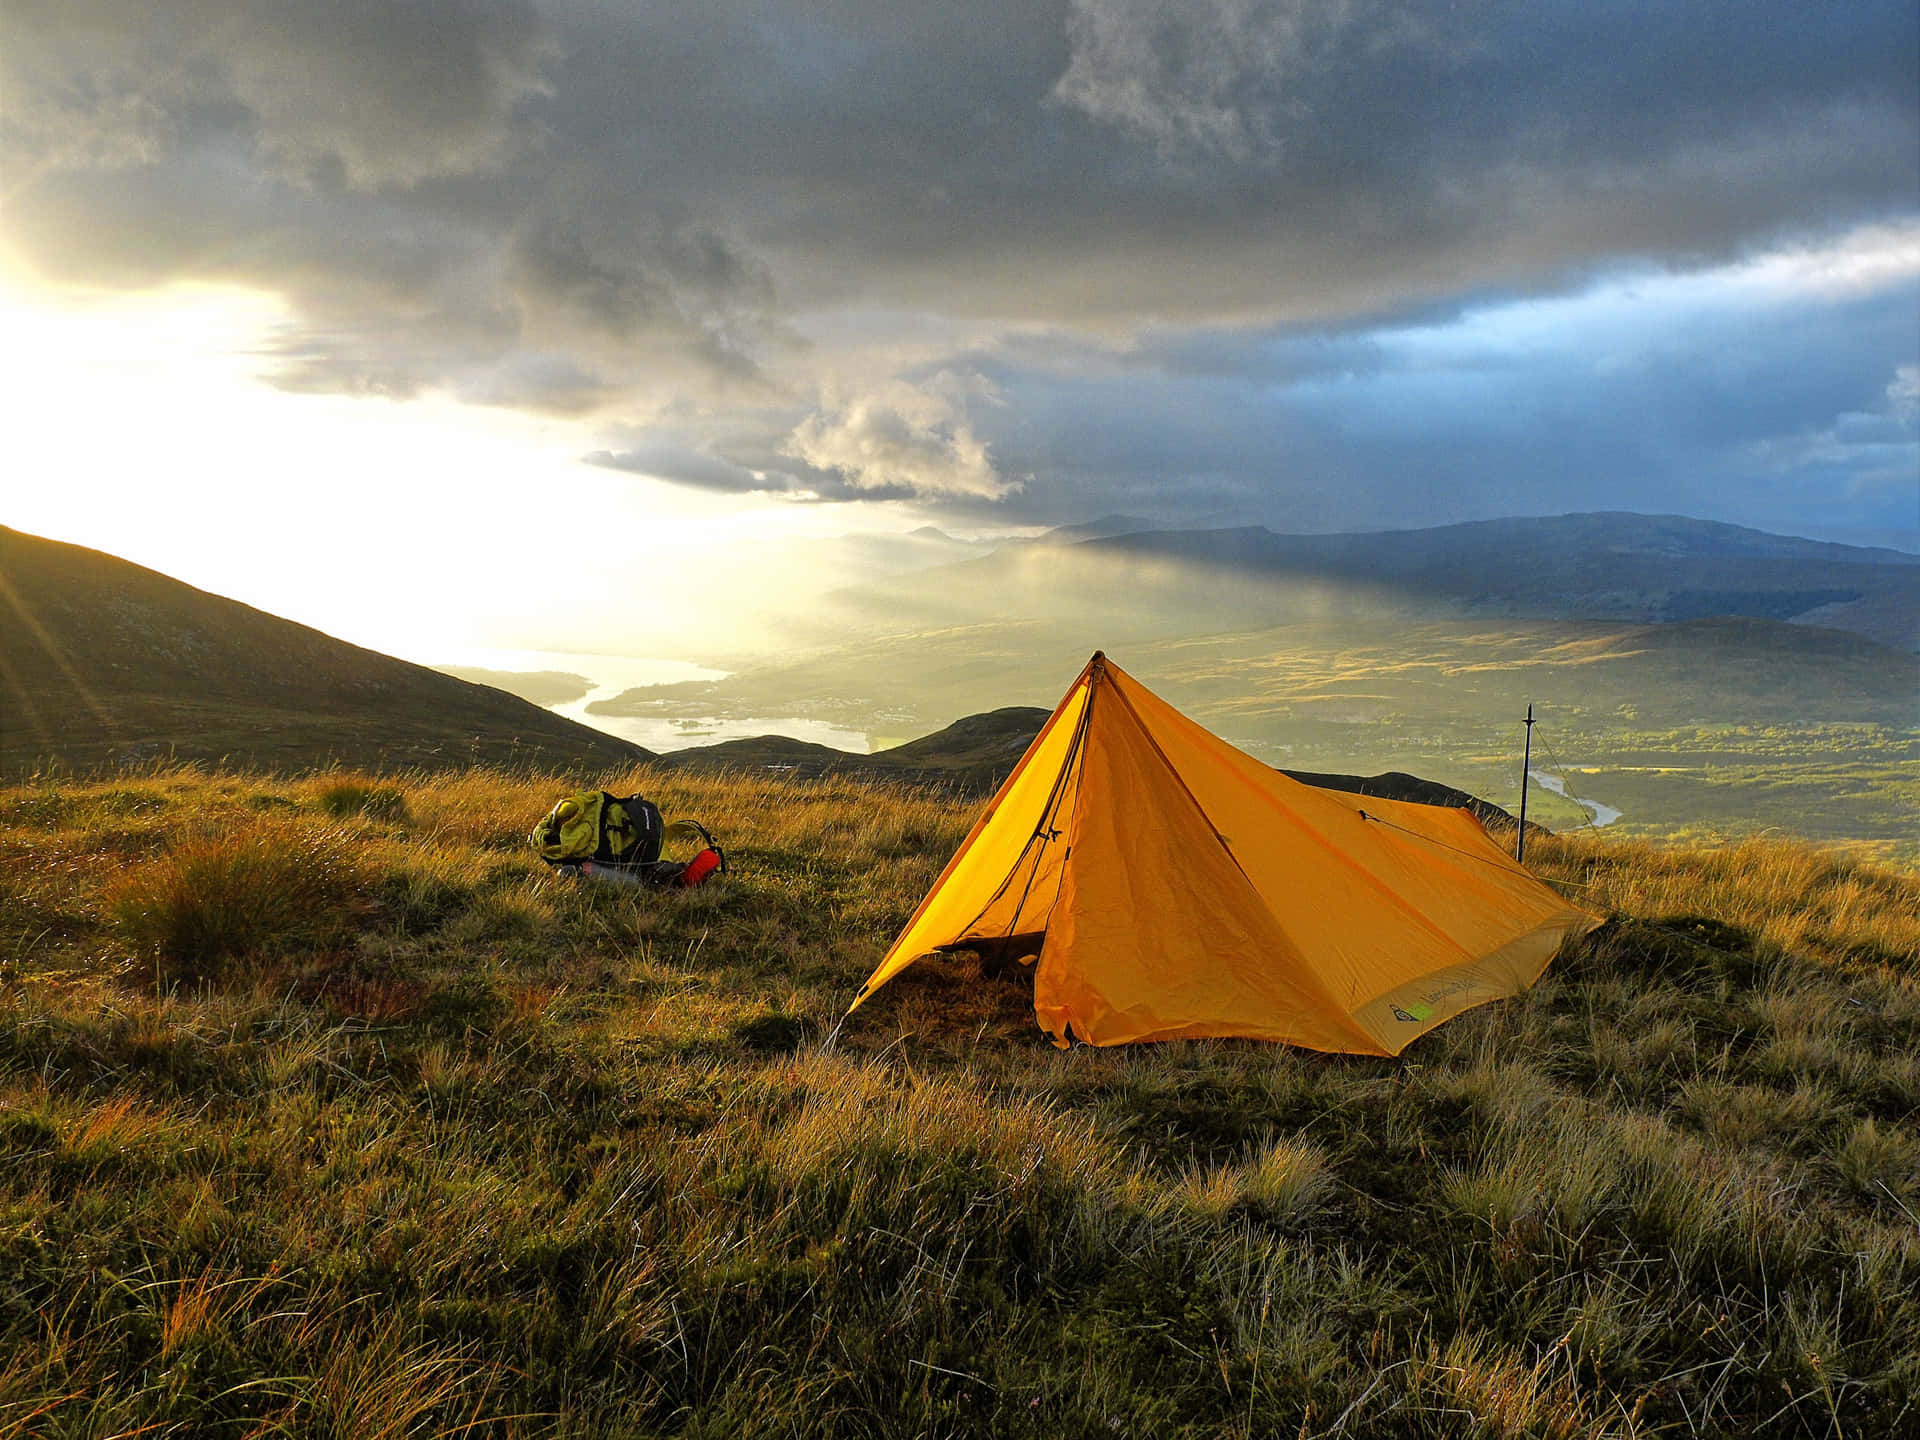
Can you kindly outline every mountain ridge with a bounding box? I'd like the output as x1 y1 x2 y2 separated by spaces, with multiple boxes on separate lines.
816 511 1920 652
0 526 646 777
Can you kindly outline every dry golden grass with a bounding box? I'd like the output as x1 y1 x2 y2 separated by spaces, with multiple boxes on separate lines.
0 763 1914 1437
101 814 367 983
1531 829 1920 971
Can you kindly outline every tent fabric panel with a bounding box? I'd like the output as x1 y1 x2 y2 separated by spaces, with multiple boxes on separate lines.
1036 674 1383 1052
1319 791 1604 1004
1349 915 1594 1053
847 676 1089 1009
1101 671 1481 1008
1104 668 1600 1015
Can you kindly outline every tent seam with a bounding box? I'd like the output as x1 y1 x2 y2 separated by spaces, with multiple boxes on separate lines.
1127 681 1493 979
955 673 1096 943
1099 668 1382 1051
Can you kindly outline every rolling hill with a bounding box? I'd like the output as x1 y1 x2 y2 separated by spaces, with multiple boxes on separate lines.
0 526 646 777
653 706 1053 792
653 706 1534 829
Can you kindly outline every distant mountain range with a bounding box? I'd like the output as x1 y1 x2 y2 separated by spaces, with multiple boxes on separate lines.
812 512 1919 652
0 527 643 776
586 513 1918 734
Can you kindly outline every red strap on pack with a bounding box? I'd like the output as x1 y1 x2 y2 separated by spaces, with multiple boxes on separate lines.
679 848 723 888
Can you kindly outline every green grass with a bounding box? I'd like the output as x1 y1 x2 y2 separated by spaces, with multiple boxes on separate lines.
0 764 1916 1437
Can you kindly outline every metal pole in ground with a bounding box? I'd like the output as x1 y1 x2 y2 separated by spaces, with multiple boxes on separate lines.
1516 702 1534 863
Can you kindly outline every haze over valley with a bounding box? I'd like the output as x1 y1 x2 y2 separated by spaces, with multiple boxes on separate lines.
402 511 1913 858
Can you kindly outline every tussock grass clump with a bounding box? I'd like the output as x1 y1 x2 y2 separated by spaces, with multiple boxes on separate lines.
1406 1331 1602 1440
312 776 411 824
1 767 1917 1436
1833 1117 1917 1209
1174 1132 1332 1225
104 818 367 983
1242 1133 1332 1222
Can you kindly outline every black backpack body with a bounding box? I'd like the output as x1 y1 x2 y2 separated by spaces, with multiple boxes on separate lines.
533 792 664 868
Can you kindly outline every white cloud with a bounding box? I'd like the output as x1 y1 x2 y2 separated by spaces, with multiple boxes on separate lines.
784 380 1019 500
1889 364 1920 426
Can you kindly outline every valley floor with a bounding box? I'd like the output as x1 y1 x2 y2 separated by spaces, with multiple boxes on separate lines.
574 616 1920 865
1 765 1916 1437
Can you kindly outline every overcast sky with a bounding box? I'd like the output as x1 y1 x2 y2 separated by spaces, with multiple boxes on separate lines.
4 0 1917 586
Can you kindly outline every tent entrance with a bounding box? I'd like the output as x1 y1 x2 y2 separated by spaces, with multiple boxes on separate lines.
946 676 1093 957
936 932 1046 975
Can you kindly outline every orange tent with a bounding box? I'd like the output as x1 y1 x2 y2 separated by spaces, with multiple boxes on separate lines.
848 653 1602 1054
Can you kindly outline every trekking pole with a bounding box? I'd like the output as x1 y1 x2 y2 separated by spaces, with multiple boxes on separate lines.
1516 702 1534 863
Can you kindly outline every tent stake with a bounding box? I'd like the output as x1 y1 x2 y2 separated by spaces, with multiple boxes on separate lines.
1516 702 1534 863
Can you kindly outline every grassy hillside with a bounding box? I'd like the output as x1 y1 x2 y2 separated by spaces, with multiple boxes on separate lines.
0 526 643 777
3 764 1916 1437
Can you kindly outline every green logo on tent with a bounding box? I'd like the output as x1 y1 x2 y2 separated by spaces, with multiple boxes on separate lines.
1391 1002 1435 1023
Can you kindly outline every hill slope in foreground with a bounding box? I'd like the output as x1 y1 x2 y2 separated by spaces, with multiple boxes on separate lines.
3 763 1916 1436
0 526 642 776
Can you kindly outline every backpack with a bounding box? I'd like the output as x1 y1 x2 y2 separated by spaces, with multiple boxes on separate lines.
532 791 664 868
532 793 727 889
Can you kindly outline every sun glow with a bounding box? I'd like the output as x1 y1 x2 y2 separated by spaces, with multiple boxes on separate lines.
0 278 885 666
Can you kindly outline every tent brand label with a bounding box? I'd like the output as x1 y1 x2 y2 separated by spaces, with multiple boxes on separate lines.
1392 1003 1435 1023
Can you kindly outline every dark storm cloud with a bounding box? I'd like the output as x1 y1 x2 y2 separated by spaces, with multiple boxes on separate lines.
582 429 803 496
2 0 1916 518
2 0 556 187
923 255 1920 537
585 441 772 494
